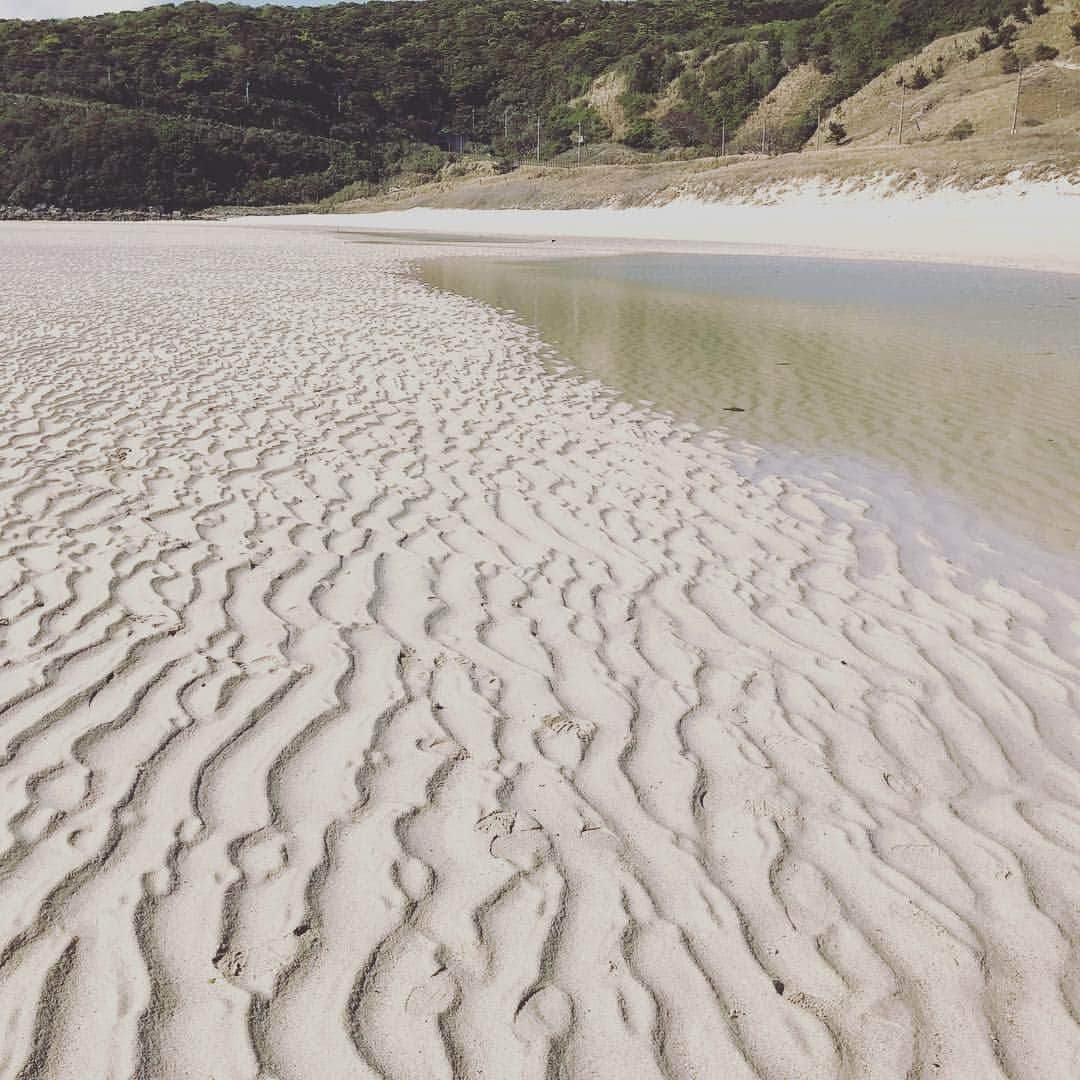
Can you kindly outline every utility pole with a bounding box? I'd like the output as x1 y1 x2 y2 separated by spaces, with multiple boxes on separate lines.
245 80 251 106
721 117 726 157
897 79 906 146
536 115 541 166
757 38 772 157
1011 61 1024 134
503 106 511 141
816 106 822 151
576 120 583 165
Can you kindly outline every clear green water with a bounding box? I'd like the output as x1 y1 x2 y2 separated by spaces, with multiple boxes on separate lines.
420 253 1080 556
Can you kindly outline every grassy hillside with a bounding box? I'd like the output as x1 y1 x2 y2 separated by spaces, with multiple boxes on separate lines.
810 5 1080 145
0 0 1038 210
324 8 1080 213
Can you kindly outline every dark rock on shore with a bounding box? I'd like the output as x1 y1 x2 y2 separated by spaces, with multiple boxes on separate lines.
0 205 187 222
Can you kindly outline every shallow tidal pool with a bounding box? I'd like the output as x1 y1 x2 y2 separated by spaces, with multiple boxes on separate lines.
421 252 1080 556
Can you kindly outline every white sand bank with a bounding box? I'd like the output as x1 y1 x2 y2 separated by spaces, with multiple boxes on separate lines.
2 223 1080 1078
232 176 1080 274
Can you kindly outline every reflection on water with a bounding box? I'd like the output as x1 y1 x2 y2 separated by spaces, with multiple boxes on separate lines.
421 254 1080 555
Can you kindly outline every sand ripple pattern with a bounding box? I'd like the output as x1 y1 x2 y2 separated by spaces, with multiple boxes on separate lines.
2 224 1080 1080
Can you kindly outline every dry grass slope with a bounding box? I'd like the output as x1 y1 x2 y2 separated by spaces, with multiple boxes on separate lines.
809 7 1080 148
328 129 1080 214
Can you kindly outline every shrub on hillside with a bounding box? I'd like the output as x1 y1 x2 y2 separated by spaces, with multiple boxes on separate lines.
1032 43 1059 61
398 144 448 177
660 54 685 85
1006 0 1030 23
622 117 660 149
977 30 996 52
910 66 931 88
617 92 653 120
1028 0 1047 15
1072 22 1080 43
997 23 1019 48
948 118 975 140
1000 48 1022 72
826 119 848 144
658 109 710 147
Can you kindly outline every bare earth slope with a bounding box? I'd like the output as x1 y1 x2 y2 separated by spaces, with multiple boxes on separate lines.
3 225 1080 1079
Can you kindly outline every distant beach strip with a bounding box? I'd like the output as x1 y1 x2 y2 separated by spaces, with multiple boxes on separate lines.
233 176 1080 276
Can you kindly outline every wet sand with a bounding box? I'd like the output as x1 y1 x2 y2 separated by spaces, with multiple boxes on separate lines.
3 223 1080 1079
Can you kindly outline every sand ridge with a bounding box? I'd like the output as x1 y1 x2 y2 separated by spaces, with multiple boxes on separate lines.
2 223 1080 1078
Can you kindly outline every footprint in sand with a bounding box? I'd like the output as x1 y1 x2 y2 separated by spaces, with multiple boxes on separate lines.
32 761 91 813
405 968 460 1017
513 985 573 1043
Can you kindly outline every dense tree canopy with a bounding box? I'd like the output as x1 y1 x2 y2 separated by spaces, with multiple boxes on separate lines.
0 0 1013 209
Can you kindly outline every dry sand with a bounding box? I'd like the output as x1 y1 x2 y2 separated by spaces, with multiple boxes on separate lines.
3 222 1080 1079
238 175 1080 276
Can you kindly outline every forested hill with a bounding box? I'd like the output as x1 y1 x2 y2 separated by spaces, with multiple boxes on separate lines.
0 0 1020 210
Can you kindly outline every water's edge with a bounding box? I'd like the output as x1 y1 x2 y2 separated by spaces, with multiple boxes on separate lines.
412 251 1080 622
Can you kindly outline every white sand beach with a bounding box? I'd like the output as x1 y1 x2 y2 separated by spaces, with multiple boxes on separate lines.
233 176 1080 275
3 221 1080 1079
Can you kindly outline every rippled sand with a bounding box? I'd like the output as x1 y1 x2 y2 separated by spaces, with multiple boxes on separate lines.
3 224 1080 1079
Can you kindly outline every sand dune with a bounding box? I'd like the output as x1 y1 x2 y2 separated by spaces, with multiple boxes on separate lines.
2 223 1080 1079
